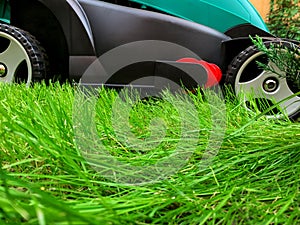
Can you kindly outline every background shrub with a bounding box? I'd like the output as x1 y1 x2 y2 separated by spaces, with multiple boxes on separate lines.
267 0 300 40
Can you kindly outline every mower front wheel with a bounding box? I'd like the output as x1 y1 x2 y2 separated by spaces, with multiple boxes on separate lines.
0 23 48 85
225 41 300 120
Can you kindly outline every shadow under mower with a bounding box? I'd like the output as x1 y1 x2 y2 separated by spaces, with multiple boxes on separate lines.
0 0 299 119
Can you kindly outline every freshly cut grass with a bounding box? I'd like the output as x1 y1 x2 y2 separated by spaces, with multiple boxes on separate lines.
0 82 299 224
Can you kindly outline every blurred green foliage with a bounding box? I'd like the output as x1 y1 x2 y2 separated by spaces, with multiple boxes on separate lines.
267 0 300 40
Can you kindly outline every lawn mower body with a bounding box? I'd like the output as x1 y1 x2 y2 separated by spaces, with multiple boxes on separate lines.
1 0 271 81
0 0 299 118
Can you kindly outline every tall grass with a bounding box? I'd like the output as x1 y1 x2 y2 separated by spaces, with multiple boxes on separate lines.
0 83 299 224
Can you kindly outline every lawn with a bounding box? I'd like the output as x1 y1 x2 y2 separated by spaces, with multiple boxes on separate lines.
0 82 299 224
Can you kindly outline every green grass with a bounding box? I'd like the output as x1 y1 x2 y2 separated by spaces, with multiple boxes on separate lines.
0 82 299 224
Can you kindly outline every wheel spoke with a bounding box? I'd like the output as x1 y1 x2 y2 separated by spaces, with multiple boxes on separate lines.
239 75 300 116
236 63 300 116
266 78 300 115
236 70 269 96
0 39 29 82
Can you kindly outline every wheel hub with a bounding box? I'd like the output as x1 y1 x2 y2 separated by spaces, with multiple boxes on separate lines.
263 78 278 92
0 63 7 77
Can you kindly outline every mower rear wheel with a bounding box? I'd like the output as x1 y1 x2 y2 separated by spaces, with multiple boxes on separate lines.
225 41 300 120
0 23 48 85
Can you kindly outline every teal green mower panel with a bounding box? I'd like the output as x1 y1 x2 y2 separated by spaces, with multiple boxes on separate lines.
130 0 269 32
0 0 10 23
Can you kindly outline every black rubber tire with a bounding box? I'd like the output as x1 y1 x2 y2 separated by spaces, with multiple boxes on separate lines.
224 40 300 120
0 23 49 84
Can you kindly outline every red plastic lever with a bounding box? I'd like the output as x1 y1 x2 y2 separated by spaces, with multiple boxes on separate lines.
177 58 222 88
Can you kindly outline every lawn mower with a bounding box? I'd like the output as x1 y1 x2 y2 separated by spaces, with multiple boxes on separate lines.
0 0 299 119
